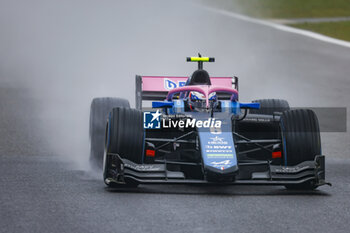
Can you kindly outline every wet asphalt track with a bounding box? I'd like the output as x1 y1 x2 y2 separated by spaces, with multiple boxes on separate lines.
0 1 350 232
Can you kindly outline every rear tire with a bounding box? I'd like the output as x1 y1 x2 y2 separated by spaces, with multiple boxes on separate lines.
89 97 130 169
280 109 321 190
103 107 144 187
251 99 290 115
237 99 289 160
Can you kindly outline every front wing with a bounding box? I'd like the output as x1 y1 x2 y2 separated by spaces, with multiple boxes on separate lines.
105 154 330 187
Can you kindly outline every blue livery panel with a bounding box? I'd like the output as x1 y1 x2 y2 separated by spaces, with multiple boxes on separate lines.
196 113 238 173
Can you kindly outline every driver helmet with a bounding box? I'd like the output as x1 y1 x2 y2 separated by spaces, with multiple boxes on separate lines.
189 91 217 111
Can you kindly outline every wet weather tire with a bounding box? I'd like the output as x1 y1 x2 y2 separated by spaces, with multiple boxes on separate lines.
89 97 130 169
280 109 321 190
107 107 144 164
250 99 290 115
103 107 144 187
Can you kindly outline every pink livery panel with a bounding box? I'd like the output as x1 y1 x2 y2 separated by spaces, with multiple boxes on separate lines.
141 76 234 92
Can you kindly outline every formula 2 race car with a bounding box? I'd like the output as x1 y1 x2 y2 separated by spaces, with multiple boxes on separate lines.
89 55 330 190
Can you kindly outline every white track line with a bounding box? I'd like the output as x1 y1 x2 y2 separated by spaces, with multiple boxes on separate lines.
203 6 350 49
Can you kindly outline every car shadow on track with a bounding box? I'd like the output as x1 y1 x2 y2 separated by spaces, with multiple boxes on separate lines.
105 184 331 196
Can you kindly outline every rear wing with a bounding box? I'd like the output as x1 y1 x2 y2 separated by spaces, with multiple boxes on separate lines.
135 75 238 109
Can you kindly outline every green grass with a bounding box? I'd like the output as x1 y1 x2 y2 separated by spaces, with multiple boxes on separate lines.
203 0 350 19
289 21 350 41
232 0 350 18
201 0 350 41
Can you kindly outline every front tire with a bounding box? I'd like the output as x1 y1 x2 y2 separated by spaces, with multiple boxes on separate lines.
280 109 321 190
103 107 144 187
